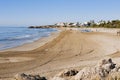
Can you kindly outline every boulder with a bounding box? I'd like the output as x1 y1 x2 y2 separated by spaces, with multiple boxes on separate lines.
14 73 47 80
56 69 78 77
75 58 116 80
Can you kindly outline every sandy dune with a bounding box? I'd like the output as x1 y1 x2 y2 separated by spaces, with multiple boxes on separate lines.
0 29 120 80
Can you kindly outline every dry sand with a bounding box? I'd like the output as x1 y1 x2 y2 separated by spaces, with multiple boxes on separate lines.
0 28 120 80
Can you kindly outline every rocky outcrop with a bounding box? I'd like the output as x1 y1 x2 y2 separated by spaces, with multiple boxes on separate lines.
74 58 116 80
13 58 120 80
14 73 47 80
29 25 57 28
56 69 78 77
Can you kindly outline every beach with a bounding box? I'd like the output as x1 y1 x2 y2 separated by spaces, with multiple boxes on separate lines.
0 28 120 80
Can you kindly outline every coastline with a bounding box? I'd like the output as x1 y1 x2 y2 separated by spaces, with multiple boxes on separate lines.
2 27 118 52
0 30 61 52
1 28 120 80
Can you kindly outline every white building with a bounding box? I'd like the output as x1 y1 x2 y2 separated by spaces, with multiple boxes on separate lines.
55 22 65 26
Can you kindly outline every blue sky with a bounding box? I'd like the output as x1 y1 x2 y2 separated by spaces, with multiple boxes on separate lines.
0 0 120 26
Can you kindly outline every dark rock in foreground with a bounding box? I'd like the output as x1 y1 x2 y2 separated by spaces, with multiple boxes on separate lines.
14 73 47 80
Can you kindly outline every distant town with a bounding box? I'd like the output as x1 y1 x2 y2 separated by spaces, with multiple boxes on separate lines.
29 19 120 28
54 20 101 27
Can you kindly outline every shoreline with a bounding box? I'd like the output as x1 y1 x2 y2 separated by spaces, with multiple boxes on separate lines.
0 27 119 52
0 30 61 52
1 28 120 80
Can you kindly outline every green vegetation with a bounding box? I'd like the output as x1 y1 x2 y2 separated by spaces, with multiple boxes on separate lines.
89 20 120 28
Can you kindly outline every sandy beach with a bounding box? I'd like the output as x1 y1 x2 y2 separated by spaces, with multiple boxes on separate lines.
0 28 120 80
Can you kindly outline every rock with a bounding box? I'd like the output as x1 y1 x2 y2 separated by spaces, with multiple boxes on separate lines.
28 25 56 29
29 26 35 28
56 69 78 77
14 73 27 80
111 64 120 72
63 69 78 76
14 73 47 80
74 58 116 80
104 71 120 80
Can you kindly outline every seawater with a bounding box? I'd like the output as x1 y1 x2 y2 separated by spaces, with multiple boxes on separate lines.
0 27 58 50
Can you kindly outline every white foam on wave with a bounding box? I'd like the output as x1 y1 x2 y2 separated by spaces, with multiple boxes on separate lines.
13 35 32 39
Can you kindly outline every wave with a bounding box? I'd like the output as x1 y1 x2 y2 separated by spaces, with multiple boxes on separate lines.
14 35 32 39
0 35 32 41
0 28 58 50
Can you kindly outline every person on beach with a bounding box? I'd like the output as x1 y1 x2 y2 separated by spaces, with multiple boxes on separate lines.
117 30 120 36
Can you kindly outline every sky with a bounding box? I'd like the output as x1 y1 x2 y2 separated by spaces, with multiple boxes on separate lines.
0 0 120 26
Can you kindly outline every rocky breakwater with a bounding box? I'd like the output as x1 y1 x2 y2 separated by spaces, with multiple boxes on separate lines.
29 25 57 28
13 58 120 80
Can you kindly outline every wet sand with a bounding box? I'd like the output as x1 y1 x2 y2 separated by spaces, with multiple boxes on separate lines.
0 28 120 80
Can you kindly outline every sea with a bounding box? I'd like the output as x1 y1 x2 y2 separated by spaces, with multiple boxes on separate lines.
0 27 58 50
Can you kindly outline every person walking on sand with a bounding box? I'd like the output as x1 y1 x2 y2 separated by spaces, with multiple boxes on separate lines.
117 30 120 36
